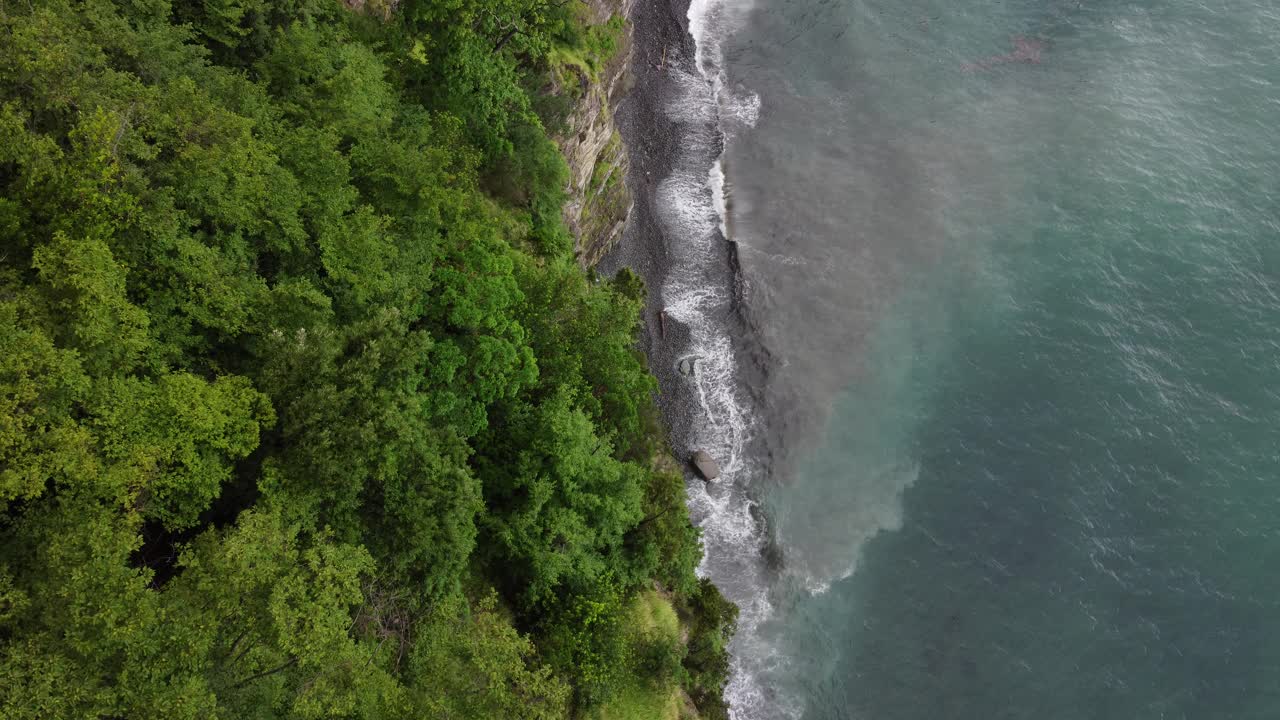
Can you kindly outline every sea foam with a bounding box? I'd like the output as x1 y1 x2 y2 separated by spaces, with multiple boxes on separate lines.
661 2 796 719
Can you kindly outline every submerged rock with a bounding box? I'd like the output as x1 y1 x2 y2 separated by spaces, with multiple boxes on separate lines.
691 450 721 481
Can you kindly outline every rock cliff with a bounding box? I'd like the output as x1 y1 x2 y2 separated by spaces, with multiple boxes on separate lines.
554 0 635 267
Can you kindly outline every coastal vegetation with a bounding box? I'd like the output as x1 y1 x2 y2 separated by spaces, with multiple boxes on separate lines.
0 0 735 717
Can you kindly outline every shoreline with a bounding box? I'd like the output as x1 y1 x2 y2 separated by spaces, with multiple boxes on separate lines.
601 1 750 481
599 0 701 455
600 1 773 717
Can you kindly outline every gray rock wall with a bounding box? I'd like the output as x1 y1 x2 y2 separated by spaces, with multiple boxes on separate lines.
555 0 636 267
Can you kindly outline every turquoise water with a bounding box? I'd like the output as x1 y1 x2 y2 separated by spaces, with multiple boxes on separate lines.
708 0 1280 717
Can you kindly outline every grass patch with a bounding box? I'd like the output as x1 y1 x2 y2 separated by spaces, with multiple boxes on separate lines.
548 14 627 95
592 591 686 720
595 682 682 720
633 590 679 642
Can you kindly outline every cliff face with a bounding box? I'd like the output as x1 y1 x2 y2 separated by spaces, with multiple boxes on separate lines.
555 0 636 267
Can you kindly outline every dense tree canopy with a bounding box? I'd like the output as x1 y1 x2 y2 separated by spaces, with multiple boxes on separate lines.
0 0 737 716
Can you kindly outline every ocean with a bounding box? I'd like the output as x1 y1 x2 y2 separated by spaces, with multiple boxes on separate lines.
606 0 1280 718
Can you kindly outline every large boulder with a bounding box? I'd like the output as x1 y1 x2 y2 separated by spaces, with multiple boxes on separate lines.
690 450 720 481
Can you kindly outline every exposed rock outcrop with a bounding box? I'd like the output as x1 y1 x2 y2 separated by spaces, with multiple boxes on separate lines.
554 0 636 267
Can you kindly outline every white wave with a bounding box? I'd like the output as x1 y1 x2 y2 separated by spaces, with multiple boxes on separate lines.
686 0 718 74
664 65 722 124
721 89 762 129
688 0 757 75
709 160 728 236
660 2 796 720
736 242 808 267
655 168 751 482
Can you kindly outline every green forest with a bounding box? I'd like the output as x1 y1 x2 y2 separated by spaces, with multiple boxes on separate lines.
0 0 735 717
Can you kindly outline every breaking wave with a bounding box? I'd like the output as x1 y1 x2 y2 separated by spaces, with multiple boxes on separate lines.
656 2 800 719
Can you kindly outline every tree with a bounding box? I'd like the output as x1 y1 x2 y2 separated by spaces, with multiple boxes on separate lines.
167 508 390 719
679 579 740 720
407 591 569 719
88 372 273 529
477 389 644 605
31 232 149 376
515 259 659 458
537 576 630 709
0 0 736 714
0 303 94 510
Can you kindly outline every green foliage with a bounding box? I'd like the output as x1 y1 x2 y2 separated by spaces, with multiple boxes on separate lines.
0 500 157 719
628 591 683 686
31 232 149 375
0 304 93 510
0 0 731 717
476 387 645 605
167 508 390 719
0 502 388 719
399 0 549 157
548 14 627 86
488 114 573 256
627 467 703 597
408 590 570 719
515 260 660 457
90 372 273 529
678 579 740 720
540 577 632 709
591 590 685 720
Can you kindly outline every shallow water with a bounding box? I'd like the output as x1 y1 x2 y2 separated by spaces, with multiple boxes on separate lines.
686 0 1280 717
